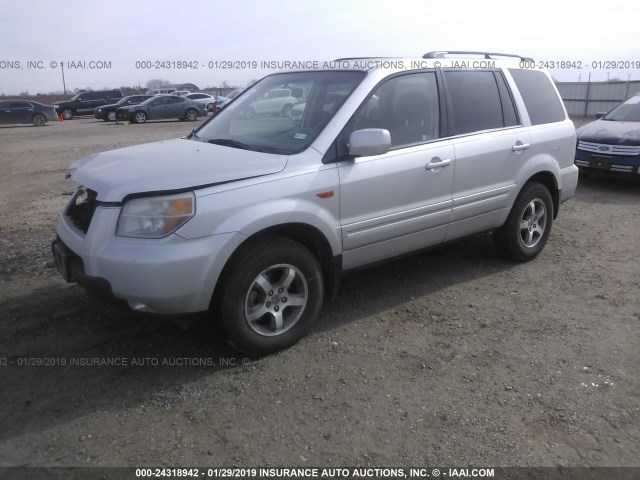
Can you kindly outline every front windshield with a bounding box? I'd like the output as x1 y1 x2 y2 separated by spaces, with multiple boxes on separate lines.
604 95 640 121
194 71 365 155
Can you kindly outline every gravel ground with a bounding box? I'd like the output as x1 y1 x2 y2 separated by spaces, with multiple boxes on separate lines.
0 116 638 470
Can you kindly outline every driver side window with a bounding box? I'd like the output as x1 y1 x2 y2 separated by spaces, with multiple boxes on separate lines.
354 72 440 149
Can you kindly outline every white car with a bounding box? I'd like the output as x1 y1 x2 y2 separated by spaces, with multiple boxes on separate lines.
184 93 216 112
53 51 578 356
243 88 297 118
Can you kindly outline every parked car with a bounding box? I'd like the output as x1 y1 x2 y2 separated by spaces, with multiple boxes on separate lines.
53 51 578 356
115 95 206 123
215 88 245 112
95 95 154 121
53 89 123 120
0 100 58 126
575 93 640 175
243 88 297 118
146 88 177 96
184 93 216 112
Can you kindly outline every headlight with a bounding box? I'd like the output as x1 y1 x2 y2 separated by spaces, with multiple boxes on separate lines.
97 107 102 112
116 192 195 238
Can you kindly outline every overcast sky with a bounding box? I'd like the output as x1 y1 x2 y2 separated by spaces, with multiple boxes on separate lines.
1 0 639 95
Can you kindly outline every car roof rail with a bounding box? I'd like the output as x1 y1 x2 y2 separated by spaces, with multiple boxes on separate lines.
423 51 534 62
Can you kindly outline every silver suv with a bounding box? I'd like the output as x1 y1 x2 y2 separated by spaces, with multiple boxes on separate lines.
52 52 578 355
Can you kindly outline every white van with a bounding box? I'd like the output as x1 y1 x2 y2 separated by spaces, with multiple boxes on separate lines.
146 87 177 96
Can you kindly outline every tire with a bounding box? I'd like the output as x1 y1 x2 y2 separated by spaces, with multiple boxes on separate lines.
216 236 324 356
133 111 147 124
493 181 553 262
61 108 74 120
244 107 255 119
107 110 117 122
282 103 293 117
32 114 46 126
185 108 198 121
206 103 214 112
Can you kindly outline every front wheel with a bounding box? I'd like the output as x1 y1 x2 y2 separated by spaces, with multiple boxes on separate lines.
216 236 324 356
493 182 553 262
61 108 74 120
107 110 117 122
133 111 147 124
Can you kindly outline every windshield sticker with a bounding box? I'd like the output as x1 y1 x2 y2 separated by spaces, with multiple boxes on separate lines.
293 133 308 140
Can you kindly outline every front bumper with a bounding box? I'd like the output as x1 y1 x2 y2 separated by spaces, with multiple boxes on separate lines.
53 205 246 315
575 149 640 175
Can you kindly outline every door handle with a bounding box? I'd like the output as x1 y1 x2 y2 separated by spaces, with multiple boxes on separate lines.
511 143 530 152
425 158 452 170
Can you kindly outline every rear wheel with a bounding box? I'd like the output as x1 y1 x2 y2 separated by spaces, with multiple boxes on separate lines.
493 181 553 261
282 103 293 117
216 236 324 356
32 114 46 126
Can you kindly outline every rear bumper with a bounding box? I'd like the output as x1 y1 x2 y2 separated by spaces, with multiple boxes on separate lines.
558 164 579 204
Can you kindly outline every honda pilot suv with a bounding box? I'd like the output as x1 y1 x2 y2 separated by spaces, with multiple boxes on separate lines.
52 52 578 355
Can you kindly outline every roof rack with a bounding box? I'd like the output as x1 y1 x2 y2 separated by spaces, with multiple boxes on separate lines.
423 51 534 63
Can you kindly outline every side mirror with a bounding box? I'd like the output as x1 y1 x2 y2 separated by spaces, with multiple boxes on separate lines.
595 112 606 119
348 128 391 157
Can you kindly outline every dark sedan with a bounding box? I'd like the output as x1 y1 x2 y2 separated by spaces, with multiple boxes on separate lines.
575 93 640 176
0 100 57 126
116 95 206 124
95 95 153 121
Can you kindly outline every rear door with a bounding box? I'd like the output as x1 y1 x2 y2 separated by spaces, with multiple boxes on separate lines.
337 71 455 270
441 69 531 240
167 96 185 117
8 101 35 123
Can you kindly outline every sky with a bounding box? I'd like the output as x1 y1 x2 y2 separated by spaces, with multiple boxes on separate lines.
1 0 639 95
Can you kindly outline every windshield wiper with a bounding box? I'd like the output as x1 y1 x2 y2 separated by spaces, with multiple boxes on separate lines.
207 138 266 152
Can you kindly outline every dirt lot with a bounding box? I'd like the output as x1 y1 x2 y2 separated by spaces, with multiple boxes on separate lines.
0 116 638 470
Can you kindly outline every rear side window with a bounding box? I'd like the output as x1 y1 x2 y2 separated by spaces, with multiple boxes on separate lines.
443 71 505 135
509 69 565 125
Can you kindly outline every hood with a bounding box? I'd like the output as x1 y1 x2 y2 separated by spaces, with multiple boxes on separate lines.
577 119 640 145
67 139 288 202
97 102 120 110
117 104 140 111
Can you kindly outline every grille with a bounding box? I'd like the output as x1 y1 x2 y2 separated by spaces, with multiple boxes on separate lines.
577 141 640 156
65 188 98 234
